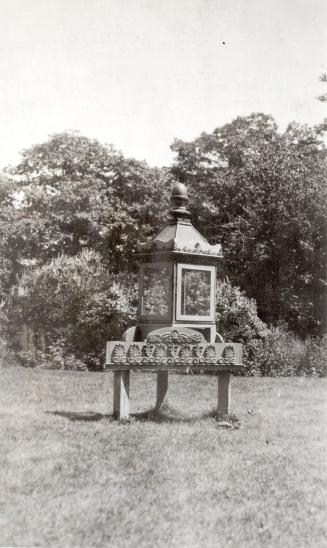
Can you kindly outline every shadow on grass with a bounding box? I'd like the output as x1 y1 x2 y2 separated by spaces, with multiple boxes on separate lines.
133 407 241 428
46 407 187 423
47 411 109 422
131 404 193 423
47 405 240 427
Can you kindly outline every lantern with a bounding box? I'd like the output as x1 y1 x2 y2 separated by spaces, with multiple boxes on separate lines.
105 182 242 420
136 182 223 343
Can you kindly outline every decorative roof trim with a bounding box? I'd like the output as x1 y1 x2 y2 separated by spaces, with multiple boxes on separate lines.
137 238 223 257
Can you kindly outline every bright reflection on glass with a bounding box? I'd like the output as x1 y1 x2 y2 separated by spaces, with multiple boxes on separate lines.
181 269 211 316
142 266 170 317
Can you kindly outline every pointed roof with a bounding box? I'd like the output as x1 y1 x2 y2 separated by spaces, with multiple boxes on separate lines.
137 183 223 260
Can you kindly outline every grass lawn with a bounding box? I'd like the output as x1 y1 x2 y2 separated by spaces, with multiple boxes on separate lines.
0 367 326 548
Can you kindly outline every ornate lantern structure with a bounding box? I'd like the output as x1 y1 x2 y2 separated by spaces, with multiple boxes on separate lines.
135 182 223 343
105 182 242 419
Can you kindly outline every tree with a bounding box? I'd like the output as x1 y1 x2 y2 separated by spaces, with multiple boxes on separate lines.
0 175 21 299
0 132 174 368
171 114 327 335
7 132 171 273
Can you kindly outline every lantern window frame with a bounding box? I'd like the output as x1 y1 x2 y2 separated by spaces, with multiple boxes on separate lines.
138 262 173 321
176 263 216 322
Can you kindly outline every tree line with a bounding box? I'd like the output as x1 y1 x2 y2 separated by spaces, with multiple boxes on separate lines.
0 114 326 371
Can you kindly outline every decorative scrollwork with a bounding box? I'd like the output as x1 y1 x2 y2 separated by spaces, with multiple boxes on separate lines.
154 344 167 364
137 238 223 257
147 328 202 345
204 345 217 363
222 345 235 364
172 241 223 257
111 344 126 364
107 340 240 369
179 345 193 364
126 344 142 364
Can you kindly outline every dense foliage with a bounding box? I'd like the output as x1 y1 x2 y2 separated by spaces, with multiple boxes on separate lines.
216 280 326 377
2 250 137 369
6 132 170 274
216 280 268 342
0 176 19 299
0 116 326 374
171 114 327 336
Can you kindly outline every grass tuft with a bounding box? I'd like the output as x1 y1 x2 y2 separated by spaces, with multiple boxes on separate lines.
202 409 241 428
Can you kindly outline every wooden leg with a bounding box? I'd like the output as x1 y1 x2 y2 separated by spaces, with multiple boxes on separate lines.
113 370 130 419
218 371 231 416
156 370 168 410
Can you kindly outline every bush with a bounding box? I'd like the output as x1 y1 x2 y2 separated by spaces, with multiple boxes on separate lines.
3 262 325 376
302 335 327 377
3 250 137 369
242 327 301 376
0 337 18 368
216 280 268 342
216 281 326 377
242 328 327 377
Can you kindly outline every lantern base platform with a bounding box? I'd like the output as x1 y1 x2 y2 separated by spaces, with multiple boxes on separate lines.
111 369 234 420
107 327 242 420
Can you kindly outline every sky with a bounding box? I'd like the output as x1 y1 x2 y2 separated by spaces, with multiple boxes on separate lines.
0 0 326 168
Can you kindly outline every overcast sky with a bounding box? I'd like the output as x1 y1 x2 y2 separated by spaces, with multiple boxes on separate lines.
0 0 326 168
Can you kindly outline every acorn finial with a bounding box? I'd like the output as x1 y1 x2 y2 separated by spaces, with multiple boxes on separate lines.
170 182 190 220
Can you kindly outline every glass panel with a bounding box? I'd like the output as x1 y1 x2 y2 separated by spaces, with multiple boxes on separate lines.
181 268 211 316
142 266 170 317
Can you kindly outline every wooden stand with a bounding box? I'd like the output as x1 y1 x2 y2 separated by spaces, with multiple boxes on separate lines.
218 371 231 416
155 370 169 410
113 370 130 419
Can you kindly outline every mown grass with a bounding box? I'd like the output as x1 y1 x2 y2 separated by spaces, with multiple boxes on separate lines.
0 368 326 548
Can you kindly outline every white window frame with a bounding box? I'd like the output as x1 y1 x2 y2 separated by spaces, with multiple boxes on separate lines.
176 263 215 322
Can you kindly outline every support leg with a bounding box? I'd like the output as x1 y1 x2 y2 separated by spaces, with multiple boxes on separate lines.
218 371 231 416
156 370 168 410
113 370 130 419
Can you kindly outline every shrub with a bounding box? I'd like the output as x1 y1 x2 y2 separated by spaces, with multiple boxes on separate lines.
242 327 301 376
216 280 268 342
242 328 327 377
302 335 327 377
216 281 326 377
3 262 325 376
3 250 137 369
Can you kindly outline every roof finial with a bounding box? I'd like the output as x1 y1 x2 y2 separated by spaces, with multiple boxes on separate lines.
170 182 190 221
